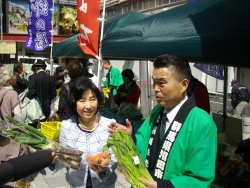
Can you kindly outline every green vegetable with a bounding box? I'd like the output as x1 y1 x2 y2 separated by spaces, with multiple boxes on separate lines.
103 130 153 188
1 116 83 170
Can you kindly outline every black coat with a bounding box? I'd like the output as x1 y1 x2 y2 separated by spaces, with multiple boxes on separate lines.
13 73 28 95
26 71 56 118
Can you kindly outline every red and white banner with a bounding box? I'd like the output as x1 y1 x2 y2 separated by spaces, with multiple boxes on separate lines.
77 0 100 58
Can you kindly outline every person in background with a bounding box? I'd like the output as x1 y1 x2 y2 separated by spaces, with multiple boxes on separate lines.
108 54 217 188
13 63 28 95
26 64 37 81
50 77 117 188
26 59 56 121
0 65 30 188
54 61 83 121
114 69 141 107
184 61 210 114
53 66 65 90
102 59 123 107
231 79 250 118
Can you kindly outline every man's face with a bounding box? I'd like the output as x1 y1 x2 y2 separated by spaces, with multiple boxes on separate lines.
57 71 64 77
152 67 188 111
103 63 109 70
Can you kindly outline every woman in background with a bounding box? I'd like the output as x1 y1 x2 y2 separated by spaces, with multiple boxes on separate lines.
114 69 141 107
0 65 30 188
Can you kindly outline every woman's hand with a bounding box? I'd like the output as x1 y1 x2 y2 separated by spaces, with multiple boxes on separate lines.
119 92 127 97
140 178 157 188
107 119 133 137
88 162 106 172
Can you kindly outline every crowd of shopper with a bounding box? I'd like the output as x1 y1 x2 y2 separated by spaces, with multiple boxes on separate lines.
0 55 225 188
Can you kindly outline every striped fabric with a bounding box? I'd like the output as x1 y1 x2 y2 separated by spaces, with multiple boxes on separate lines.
52 115 117 188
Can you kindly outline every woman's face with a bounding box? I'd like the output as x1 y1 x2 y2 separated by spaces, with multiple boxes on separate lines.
122 76 130 84
76 89 98 120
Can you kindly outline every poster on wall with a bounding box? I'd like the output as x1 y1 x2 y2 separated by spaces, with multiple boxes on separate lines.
8 0 30 34
8 0 58 35
59 5 79 35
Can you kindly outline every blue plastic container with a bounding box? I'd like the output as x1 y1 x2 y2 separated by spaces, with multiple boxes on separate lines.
102 108 143 125
132 120 145 134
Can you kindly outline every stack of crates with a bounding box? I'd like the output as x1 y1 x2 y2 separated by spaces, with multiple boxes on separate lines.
40 121 61 141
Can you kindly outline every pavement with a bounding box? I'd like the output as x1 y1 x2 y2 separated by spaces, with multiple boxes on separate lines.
4 166 131 188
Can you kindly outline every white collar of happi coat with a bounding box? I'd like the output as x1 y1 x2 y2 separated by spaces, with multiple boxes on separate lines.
163 95 188 124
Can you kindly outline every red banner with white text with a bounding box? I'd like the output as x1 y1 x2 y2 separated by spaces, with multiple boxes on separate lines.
77 0 100 58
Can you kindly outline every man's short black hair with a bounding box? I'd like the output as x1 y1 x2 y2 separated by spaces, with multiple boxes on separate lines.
153 54 192 82
67 76 101 117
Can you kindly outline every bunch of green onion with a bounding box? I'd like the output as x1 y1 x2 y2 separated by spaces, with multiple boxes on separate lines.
0 116 83 170
103 130 153 188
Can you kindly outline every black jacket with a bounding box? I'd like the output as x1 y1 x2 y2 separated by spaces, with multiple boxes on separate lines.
13 73 28 95
53 74 65 89
231 83 250 107
26 71 56 118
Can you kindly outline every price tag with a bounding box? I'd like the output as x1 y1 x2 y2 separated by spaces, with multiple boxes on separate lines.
133 156 140 165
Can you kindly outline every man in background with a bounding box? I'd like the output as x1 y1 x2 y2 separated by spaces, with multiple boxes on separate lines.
27 59 56 121
231 79 250 118
102 59 123 107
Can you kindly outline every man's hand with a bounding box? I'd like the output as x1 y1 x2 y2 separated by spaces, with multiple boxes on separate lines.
58 80 64 84
51 152 58 164
107 119 133 136
140 178 157 188
88 162 106 172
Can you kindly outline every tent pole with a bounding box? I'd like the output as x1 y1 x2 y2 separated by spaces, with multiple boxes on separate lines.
50 0 55 75
97 0 106 89
222 66 228 132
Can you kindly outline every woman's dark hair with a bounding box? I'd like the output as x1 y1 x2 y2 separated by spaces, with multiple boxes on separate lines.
13 63 23 73
153 54 192 82
67 76 101 117
122 69 134 81
66 61 82 80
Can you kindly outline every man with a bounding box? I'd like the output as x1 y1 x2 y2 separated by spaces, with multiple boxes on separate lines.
53 66 65 89
102 59 123 107
26 59 56 120
13 63 28 95
108 54 217 187
231 79 250 118
185 62 210 114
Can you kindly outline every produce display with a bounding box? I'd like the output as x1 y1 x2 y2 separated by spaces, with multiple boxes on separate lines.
117 102 142 117
103 130 153 188
214 143 250 187
0 116 83 170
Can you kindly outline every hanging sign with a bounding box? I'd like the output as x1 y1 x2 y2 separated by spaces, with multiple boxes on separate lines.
193 63 224 80
0 42 16 54
25 0 52 51
77 0 100 58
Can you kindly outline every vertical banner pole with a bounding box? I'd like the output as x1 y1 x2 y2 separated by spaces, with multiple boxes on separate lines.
97 0 106 89
50 0 54 75
0 0 2 42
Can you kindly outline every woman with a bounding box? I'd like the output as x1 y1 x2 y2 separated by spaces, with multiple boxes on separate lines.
114 69 141 106
13 62 28 95
51 77 117 188
55 61 83 121
0 65 30 187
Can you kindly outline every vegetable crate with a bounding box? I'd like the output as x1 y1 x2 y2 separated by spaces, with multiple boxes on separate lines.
102 108 142 125
40 121 61 141
132 120 145 134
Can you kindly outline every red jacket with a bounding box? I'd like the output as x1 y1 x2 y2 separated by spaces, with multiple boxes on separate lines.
114 82 141 106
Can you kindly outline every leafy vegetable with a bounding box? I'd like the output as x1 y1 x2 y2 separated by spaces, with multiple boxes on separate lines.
103 130 153 188
1 116 83 170
117 102 143 116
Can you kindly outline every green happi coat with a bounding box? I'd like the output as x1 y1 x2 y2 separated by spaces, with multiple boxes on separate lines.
135 104 217 188
103 66 123 96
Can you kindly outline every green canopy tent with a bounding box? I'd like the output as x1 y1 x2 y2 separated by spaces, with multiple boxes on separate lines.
52 10 148 58
102 0 250 68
